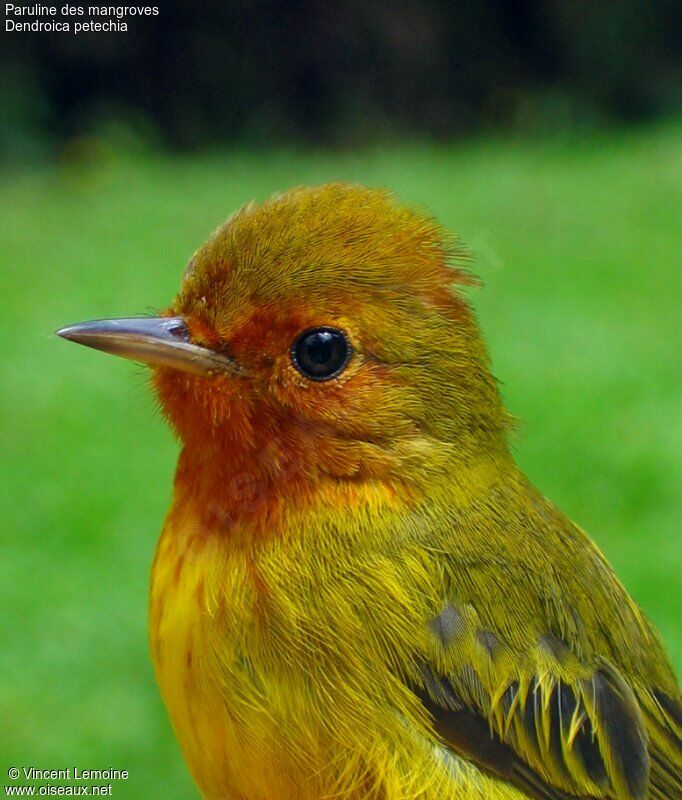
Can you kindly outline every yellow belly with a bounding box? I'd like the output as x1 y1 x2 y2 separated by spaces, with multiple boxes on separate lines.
148 503 525 800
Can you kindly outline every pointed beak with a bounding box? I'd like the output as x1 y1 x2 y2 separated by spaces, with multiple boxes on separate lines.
56 316 238 378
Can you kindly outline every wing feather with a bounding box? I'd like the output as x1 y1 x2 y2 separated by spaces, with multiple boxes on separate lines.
414 601 681 799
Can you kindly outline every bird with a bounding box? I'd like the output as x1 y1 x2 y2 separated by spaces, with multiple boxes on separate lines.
57 183 681 800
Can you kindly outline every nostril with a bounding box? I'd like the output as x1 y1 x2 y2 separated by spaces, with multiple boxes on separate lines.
167 321 190 340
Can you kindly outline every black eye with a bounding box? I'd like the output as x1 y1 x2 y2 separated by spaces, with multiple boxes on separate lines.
291 327 351 381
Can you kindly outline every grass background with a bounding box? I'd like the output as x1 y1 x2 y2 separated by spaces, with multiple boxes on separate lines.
1 124 680 798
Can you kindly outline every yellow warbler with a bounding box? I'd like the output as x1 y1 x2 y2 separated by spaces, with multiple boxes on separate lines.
58 184 681 800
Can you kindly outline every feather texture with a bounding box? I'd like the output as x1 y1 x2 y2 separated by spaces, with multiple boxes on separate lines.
140 184 681 799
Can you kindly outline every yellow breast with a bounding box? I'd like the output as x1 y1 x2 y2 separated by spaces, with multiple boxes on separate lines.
149 501 274 799
149 495 524 800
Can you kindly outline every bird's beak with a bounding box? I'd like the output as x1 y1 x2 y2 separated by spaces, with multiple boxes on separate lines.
56 316 239 378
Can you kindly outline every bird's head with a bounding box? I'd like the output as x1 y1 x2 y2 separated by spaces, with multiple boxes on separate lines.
59 184 510 523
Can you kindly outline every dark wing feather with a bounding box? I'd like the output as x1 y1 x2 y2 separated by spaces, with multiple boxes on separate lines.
416 672 585 800
413 602 679 800
644 690 682 799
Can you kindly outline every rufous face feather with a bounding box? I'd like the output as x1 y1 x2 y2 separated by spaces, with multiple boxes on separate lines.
155 184 508 469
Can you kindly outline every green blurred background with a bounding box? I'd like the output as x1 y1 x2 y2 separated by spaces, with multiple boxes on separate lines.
1 2 681 798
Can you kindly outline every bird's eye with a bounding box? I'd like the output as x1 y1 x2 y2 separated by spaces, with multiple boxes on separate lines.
291 327 351 381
